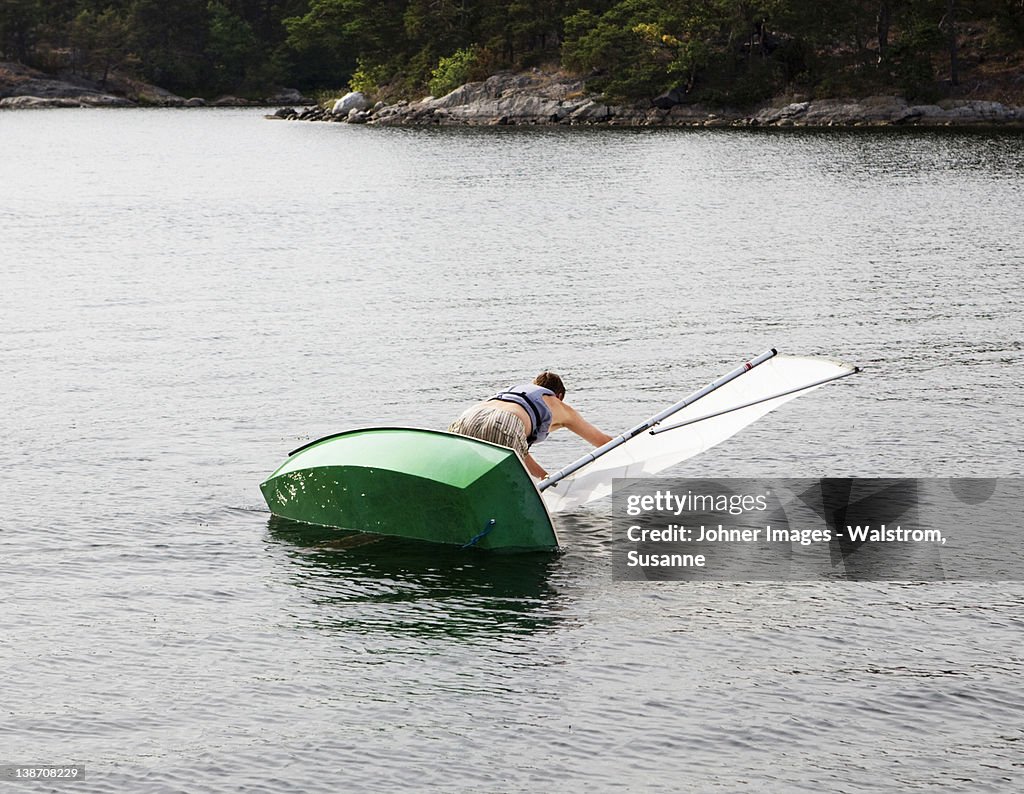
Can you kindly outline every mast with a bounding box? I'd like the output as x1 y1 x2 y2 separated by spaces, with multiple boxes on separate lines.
538 348 778 492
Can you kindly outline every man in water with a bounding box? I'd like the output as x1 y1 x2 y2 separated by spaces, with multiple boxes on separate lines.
448 372 613 479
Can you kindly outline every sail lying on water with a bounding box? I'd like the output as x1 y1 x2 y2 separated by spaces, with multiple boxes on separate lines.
541 355 857 514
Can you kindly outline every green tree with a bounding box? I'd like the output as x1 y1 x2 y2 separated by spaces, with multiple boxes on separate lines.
70 6 132 86
562 0 679 98
0 0 42 61
885 0 946 97
207 0 259 90
128 0 211 90
428 45 478 95
989 0 1024 46
283 0 405 88
483 0 579 64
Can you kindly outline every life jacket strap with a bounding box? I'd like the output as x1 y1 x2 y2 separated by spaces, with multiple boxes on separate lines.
492 392 543 446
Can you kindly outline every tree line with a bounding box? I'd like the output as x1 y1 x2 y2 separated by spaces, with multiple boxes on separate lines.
2 1 1022 102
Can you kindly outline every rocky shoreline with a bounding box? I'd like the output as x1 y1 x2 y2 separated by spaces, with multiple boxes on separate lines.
5 60 1021 126
270 70 1024 129
0 61 310 109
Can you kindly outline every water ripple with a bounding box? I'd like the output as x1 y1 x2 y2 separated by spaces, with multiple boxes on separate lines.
1 111 1021 791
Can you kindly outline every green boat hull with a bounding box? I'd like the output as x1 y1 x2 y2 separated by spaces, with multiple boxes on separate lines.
260 428 558 551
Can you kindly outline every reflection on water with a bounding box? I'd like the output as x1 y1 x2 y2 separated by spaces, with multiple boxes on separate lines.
265 515 567 640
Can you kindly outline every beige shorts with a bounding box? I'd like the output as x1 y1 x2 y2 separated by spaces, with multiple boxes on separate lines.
448 406 529 460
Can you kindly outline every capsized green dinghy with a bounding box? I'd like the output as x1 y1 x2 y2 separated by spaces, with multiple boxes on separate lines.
260 428 558 551
261 349 859 553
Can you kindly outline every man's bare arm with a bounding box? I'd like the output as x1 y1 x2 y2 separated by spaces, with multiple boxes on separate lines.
524 452 547 479
524 452 548 477
549 399 613 447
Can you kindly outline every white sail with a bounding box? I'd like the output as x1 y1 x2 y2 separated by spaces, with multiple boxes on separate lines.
542 356 856 513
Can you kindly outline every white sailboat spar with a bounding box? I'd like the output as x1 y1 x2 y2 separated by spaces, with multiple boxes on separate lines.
539 349 859 514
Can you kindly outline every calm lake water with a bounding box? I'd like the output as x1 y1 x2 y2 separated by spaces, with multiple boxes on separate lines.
1 109 1022 791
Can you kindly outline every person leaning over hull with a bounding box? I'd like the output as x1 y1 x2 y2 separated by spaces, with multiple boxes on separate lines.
448 372 613 479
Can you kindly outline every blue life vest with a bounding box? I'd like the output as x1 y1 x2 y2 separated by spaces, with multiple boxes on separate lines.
491 384 554 446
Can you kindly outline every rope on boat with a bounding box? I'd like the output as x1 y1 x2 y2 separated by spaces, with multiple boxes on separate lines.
462 518 497 549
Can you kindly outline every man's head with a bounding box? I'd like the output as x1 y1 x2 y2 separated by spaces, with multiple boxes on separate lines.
534 371 566 400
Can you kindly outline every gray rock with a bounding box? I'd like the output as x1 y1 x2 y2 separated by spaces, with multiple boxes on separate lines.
902 104 947 123
332 91 369 116
0 95 84 108
0 61 141 108
802 100 864 125
297 105 327 121
652 87 686 110
367 71 598 126
184 97 207 107
569 100 611 123
940 99 1014 122
0 93 130 108
754 101 809 124
265 88 306 105
0 78 97 99
665 104 716 124
119 81 186 106
212 95 254 107
78 94 133 107
751 97 907 126
433 82 490 108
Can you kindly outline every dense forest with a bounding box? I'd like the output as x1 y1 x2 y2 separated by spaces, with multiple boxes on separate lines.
2 1 1023 104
